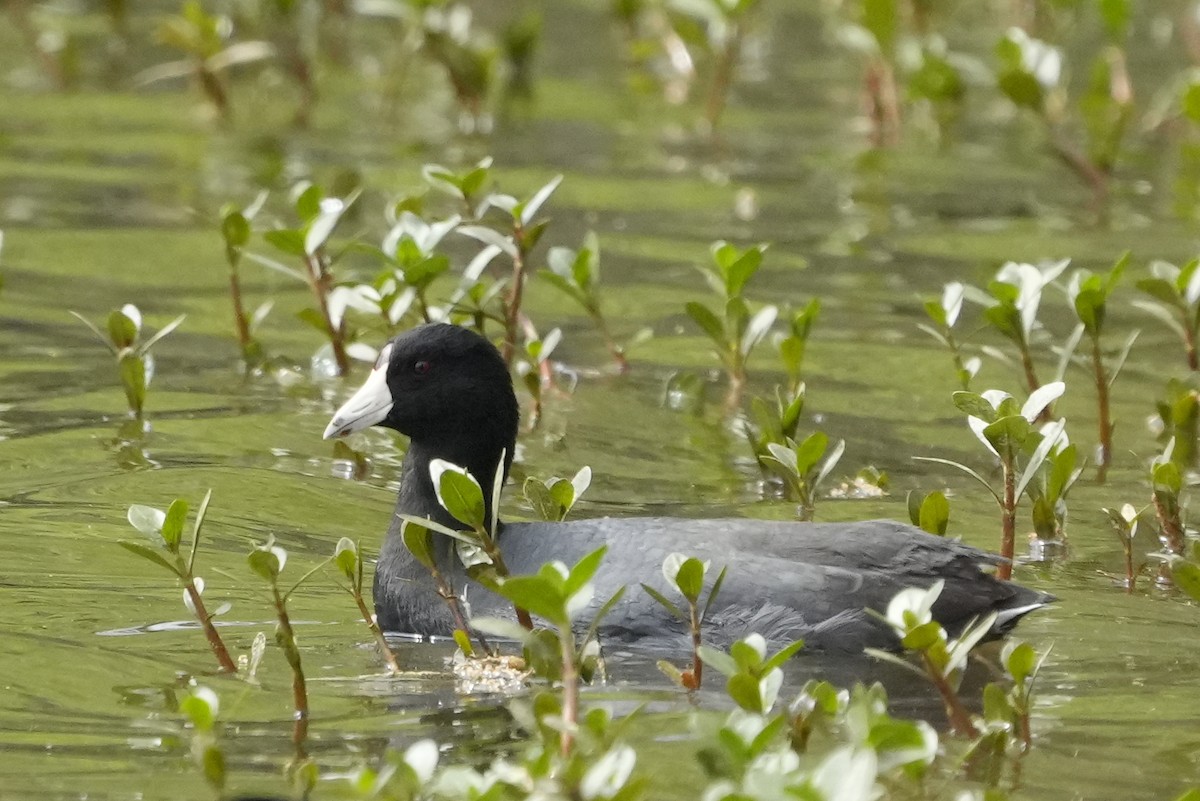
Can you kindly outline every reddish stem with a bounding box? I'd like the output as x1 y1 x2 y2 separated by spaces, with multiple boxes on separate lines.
184 578 237 673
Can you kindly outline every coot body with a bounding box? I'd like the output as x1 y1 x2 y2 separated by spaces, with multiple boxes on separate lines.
325 324 1050 654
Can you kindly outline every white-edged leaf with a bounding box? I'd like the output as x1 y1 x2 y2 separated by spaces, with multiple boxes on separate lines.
1016 418 1066 498
519 175 563 225
458 226 517 258
1021 381 1064 422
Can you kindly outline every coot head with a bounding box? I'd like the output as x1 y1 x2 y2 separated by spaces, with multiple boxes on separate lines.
324 323 518 449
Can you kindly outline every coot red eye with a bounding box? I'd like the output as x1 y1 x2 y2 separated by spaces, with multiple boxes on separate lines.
413 360 432 375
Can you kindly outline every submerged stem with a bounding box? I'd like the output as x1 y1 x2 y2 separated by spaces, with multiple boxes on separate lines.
998 460 1017 581
1091 333 1112 482
353 591 401 674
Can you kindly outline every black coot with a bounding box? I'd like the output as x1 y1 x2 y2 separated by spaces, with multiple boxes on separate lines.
324 323 1050 653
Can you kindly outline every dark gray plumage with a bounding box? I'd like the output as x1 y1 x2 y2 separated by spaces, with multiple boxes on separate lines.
326 323 1051 655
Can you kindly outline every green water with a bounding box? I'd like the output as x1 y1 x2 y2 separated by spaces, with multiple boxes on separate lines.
2 2 1200 799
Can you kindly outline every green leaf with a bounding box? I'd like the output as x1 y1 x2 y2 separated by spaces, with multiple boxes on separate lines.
952 391 997 422
1169 557 1200 604
247 545 284 583
401 521 437 571
128 504 166 538
997 68 1044 111
1003 641 1037 684
696 645 739 678
188 489 212 575
793 430 828 474
107 309 138 349
221 210 250 248
861 0 897 53
161 498 188 553
726 674 765 713
564 545 608 598
452 629 474 657
901 621 943 651
119 355 147 415
641 583 684 621
431 461 486 531
264 228 307 257
761 640 805 674
495 575 566 626
686 301 726 346
1098 0 1130 41
1136 277 1182 306
334 537 358 583
982 682 1011 723
118 540 182 576
918 491 950 536
470 616 532 644
674 557 705 604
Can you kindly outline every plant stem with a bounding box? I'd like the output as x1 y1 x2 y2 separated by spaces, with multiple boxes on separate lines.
591 311 629 374
184 577 238 673
501 236 528 366
1091 333 1112 483
304 253 350 376
558 623 578 757
1047 130 1109 216
688 602 703 690
1152 490 1186 555
998 460 1017 581
227 267 253 354
705 23 742 129
430 567 491 654
1182 313 1199 371
271 586 308 721
921 653 978 738
478 534 535 630
1123 538 1135 594
353 591 401 674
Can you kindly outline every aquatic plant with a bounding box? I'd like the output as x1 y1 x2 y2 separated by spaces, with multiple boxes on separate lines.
921 282 980 390
867 581 996 737
1150 439 1187 557
254 182 363 377
124 492 237 673
744 384 844 520
642 554 727 690
698 633 805 715
246 537 325 792
139 1 273 120
686 241 777 407
1064 255 1137 481
72 304 185 419
332 538 401 674
1153 378 1200 469
1103 502 1144 592
995 6 1133 212
979 260 1069 403
219 195 271 366
541 232 634 373
459 173 562 364
523 465 592 522
906 489 950 536
775 299 819 395
399 453 535 630
398 517 489 656
1135 257 1200 371
917 383 1066 579
180 687 225 797
515 324 560 427
247 537 327 727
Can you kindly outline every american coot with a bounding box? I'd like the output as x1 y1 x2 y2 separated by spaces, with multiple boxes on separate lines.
324 324 1050 654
